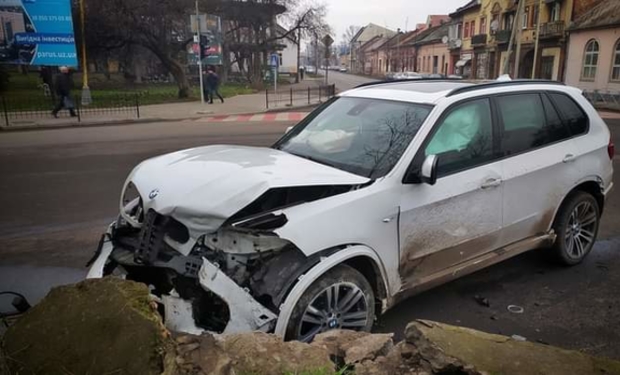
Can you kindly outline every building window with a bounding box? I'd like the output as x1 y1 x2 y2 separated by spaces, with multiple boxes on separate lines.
480 17 487 34
471 20 476 35
457 23 463 39
550 2 561 22
611 40 620 81
532 5 539 28
582 39 599 81
504 14 514 30
522 7 529 29
464 22 470 38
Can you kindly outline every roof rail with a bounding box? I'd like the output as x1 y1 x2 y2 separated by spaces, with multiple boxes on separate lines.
355 77 464 89
446 79 565 97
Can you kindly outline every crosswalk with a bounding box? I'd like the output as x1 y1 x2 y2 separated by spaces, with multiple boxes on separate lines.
195 112 309 123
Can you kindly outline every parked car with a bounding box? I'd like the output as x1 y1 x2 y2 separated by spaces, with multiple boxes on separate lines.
88 79 614 343
305 66 316 74
339 67 348 73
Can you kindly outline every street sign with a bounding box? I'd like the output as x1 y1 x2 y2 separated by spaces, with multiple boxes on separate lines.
190 15 208 33
323 34 334 47
270 53 279 68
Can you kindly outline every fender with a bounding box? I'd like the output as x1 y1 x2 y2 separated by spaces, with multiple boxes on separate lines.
273 244 390 337
547 176 606 232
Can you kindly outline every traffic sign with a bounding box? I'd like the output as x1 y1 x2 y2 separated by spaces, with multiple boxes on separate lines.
323 34 334 47
270 53 279 68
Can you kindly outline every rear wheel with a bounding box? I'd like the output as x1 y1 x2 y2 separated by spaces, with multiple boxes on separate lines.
551 191 600 265
284 264 375 342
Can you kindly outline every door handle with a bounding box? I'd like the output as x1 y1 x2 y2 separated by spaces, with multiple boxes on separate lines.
563 154 577 163
481 178 502 189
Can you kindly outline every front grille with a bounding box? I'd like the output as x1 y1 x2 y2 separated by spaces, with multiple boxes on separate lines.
135 210 168 265
133 210 190 265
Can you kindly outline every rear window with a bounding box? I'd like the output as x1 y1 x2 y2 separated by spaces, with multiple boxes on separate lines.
548 92 589 136
496 93 572 156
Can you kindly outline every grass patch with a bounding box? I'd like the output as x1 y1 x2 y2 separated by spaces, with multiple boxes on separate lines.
2 73 255 110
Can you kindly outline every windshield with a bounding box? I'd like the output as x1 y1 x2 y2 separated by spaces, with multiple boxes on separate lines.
274 97 432 179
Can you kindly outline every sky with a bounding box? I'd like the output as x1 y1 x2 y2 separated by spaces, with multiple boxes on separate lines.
326 0 467 43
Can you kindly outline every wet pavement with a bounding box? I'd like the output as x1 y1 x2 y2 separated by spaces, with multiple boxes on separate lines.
0 116 618 359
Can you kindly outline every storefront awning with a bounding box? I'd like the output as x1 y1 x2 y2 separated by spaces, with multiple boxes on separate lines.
455 59 471 67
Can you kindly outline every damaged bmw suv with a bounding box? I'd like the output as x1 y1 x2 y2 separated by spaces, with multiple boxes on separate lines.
87 79 614 342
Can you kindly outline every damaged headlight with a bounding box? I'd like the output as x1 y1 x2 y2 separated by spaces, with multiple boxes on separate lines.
119 182 144 228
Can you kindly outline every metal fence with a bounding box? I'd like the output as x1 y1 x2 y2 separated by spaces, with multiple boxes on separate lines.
1 93 140 127
265 84 335 109
583 90 620 109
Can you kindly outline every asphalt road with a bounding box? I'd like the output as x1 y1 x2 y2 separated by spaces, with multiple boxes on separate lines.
0 116 619 359
327 71 376 90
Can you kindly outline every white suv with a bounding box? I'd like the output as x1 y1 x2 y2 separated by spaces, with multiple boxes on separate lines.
87 79 614 342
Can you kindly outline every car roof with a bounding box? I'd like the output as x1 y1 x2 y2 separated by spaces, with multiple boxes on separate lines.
341 79 573 105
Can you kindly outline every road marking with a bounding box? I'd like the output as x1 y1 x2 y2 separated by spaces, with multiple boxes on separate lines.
196 112 309 123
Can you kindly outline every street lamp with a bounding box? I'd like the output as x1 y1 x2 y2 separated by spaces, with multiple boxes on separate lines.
79 0 91 105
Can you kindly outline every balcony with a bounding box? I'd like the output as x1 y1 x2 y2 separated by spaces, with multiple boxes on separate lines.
448 39 462 50
495 29 512 44
540 21 565 39
472 34 488 46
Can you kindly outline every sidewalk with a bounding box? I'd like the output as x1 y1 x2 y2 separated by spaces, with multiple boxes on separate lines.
0 78 327 131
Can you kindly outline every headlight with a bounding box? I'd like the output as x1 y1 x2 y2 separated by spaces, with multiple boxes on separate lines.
120 182 143 227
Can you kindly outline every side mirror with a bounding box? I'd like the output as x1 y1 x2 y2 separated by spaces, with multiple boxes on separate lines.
420 154 438 185
285 126 294 134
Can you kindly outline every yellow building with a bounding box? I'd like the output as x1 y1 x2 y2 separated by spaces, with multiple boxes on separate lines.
451 0 572 80
449 0 482 79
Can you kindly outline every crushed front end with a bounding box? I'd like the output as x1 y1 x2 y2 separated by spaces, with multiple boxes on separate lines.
86 196 300 335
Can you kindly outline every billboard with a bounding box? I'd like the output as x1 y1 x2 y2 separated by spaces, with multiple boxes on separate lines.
0 0 78 66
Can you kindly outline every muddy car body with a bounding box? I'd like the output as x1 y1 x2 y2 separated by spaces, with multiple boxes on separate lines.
88 79 614 341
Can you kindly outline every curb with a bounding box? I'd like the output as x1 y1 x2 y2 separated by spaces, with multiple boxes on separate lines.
0 105 321 133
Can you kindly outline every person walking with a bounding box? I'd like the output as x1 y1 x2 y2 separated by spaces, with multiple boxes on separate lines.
205 68 224 104
52 66 77 118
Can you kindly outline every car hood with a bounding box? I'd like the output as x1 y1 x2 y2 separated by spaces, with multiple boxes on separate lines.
126 145 369 235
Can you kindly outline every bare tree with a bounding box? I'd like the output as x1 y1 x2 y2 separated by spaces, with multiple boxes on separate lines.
342 25 361 45
84 0 195 97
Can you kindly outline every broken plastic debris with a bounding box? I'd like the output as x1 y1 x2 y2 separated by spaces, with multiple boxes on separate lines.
511 335 527 342
474 295 490 307
507 305 524 314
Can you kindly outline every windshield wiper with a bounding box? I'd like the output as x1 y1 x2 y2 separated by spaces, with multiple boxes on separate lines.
287 152 339 170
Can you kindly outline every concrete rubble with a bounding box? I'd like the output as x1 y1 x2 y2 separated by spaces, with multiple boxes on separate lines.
2 278 620 375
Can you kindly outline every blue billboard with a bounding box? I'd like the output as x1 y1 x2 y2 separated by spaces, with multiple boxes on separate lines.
0 0 78 66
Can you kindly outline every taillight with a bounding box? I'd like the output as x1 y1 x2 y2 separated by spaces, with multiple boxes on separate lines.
609 138 615 160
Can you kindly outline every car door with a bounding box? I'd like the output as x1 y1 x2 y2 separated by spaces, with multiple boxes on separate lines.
495 92 579 245
399 98 504 290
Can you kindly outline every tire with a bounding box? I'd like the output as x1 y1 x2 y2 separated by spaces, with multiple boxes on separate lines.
551 191 601 266
284 264 375 342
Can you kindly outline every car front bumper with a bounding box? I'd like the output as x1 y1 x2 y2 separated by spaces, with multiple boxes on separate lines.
86 224 278 335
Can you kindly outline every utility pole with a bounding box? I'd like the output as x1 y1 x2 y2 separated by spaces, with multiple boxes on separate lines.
397 28 401 72
196 0 205 104
79 0 91 105
514 0 526 79
503 0 525 76
531 0 543 78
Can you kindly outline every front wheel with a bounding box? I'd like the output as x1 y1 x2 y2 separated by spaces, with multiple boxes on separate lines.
285 264 375 342
551 191 600 266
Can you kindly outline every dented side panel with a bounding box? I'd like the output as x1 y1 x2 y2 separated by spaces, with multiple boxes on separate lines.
398 161 504 290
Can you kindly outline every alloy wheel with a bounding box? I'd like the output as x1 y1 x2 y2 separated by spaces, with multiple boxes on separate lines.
565 200 598 260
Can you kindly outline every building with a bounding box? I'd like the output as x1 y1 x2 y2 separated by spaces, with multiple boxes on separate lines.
565 0 620 92
449 0 481 78
350 23 395 73
0 10 26 45
408 22 452 75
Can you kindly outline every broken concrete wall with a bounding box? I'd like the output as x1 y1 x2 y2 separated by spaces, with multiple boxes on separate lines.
2 279 620 375
2 278 175 375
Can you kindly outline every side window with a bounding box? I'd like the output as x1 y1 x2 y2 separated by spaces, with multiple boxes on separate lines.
425 98 494 177
548 92 589 136
497 93 570 156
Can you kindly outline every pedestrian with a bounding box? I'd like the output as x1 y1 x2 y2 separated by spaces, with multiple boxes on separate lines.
300 66 305 80
39 66 55 99
205 68 224 104
51 66 77 118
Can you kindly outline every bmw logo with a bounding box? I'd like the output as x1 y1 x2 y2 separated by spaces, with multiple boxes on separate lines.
148 189 159 199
